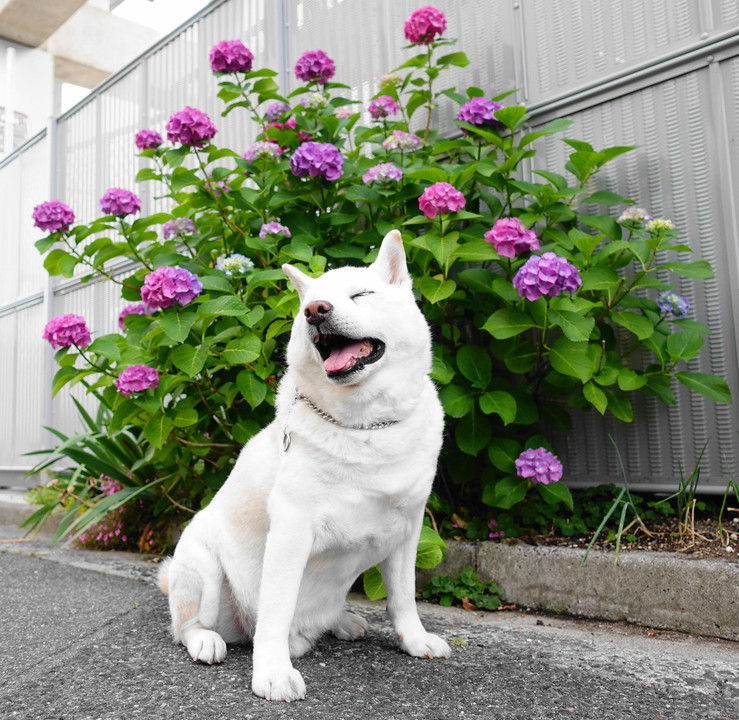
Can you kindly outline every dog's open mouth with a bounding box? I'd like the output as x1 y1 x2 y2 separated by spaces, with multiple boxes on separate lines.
312 334 385 376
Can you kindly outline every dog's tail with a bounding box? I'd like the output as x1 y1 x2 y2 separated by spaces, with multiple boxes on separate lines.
156 556 173 595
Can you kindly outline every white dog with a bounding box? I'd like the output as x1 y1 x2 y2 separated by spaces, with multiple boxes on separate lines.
158 229 450 702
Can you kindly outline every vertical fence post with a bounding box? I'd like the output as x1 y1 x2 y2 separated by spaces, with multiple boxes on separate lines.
276 0 290 96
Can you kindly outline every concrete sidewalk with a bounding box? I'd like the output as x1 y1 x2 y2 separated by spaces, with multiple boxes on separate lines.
1 526 737 720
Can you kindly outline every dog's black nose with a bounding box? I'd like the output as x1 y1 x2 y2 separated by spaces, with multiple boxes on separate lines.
304 300 333 326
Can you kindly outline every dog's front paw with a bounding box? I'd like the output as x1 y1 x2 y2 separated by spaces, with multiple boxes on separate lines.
185 629 227 664
331 611 369 641
398 631 451 659
252 666 306 702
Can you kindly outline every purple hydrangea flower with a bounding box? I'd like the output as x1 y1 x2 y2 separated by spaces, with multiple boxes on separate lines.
134 129 163 150
456 97 503 132
259 221 291 240
32 200 75 233
657 291 690 317
418 182 466 219
116 364 159 397
513 252 582 301
209 39 254 73
216 253 255 277
289 141 344 181
166 106 217 147
362 162 403 185
368 95 399 120
162 217 196 240
118 303 155 330
404 6 447 45
265 101 290 121
382 130 422 151
484 217 540 258
243 140 283 163
140 266 203 309
294 49 335 85
100 188 142 217
617 207 653 225
515 447 563 485
43 314 91 349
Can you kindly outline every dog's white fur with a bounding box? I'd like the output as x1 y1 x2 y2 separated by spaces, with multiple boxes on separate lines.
158 230 450 702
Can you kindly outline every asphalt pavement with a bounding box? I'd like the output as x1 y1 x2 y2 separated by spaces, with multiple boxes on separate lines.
0 527 737 720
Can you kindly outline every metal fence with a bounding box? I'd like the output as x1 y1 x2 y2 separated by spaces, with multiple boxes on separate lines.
1 0 738 492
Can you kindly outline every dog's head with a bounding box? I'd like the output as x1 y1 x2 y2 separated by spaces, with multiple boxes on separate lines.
282 230 431 388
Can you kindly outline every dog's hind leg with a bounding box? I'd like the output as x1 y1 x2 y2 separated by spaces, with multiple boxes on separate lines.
331 611 368 641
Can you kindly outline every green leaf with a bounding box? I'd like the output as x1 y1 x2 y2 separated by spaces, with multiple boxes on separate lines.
585 190 629 206
143 413 173 449
171 407 199 428
611 310 654 340
223 335 261 364
487 437 521 473
199 274 234 293
417 276 456 304
494 105 528 130
548 338 594 383
363 565 387 601
617 369 647 391
199 295 248 317
661 260 714 279
581 214 622 241
479 391 517 425
426 232 459 270
450 240 498 262
415 526 446 569
171 343 210 377
582 381 607 414
438 384 475 418
482 309 536 339
580 266 621 291
483 476 528 509
644 374 676 405
159 311 198 343
536 481 574 510
52 365 80 397
676 372 732 403
455 409 492 456
549 309 594 342
438 51 470 68
604 389 634 422
457 268 496 295
457 345 491 390
666 330 704 362
504 342 537 374
87 334 122 362
237 369 268 409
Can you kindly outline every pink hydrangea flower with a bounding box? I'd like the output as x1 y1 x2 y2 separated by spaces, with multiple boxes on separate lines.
100 188 142 217
484 217 540 258
43 314 91 349
32 200 75 233
294 49 335 85
418 182 465 219
289 141 344 181
382 130 422 151
368 95 399 120
515 447 563 485
116 364 159 397
259 221 291 240
134 129 163 150
456 97 503 132
243 140 283 163
209 39 254 73
334 107 355 118
141 266 203 309
166 106 217 147
513 252 582 301
118 303 155 330
404 6 447 45
362 163 403 185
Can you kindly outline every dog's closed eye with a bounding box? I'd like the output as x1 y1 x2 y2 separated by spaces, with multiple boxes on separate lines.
350 291 374 301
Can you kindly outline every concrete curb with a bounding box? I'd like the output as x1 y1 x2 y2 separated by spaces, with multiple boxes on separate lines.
417 541 739 642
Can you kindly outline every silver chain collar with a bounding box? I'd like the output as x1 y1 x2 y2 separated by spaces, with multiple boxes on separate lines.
283 390 399 452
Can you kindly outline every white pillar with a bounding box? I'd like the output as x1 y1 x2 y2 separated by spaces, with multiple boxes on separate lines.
4 46 16 155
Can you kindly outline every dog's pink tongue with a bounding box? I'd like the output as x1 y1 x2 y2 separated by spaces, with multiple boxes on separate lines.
324 340 372 373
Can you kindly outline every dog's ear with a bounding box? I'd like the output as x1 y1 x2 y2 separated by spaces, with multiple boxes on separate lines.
282 263 313 299
372 230 411 288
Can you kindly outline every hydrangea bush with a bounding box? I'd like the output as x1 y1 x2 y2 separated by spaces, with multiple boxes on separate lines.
32 6 730 543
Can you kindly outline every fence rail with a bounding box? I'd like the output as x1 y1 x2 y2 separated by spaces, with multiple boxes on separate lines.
1 0 738 491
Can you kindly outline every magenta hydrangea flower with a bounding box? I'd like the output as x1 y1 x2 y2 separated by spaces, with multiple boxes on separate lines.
32 200 75 233
289 141 344 181
140 266 203 309
515 447 563 485
513 252 582 301
118 303 155 330
294 49 335 85
134 129 163 150
204 178 231 197
382 130 422 151
404 6 447 45
166 106 217 147
162 217 196 240
265 101 290 121
99 188 142 217
362 162 403 185
484 217 540 258
116 364 159 397
42 314 91 349
456 97 503 132
368 95 399 120
259 221 291 240
657 291 690 317
209 39 254 73
243 140 283 163
418 182 466 219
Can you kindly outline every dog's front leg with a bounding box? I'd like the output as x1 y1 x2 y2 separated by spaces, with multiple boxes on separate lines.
251 504 312 702
381 517 451 660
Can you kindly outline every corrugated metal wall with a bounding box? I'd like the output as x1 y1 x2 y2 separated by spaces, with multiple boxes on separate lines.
1 0 738 491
